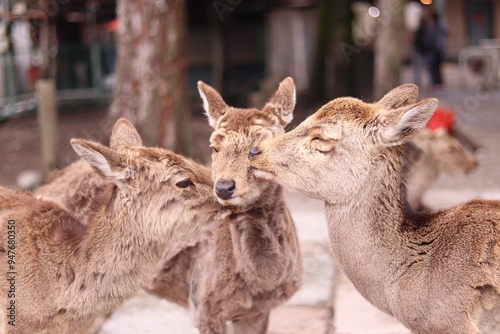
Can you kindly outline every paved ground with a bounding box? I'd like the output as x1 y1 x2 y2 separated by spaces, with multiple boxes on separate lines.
1 63 500 333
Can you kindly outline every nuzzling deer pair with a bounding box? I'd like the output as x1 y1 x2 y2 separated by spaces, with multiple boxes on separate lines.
250 84 500 334
0 119 221 333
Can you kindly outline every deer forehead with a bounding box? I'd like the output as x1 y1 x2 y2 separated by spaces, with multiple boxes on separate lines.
210 126 273 148
130 148 196 180
313 97 379 125
217 107 283 132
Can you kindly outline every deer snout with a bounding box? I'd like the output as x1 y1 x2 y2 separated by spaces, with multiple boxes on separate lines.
248 146 261 159
215 180 236 199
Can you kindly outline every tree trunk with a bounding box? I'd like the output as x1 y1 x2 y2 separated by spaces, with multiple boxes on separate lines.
373 0 404 100
109 0 193 155
207 0 230 96
309 0 333 102
309 0 356 102
332 0 356 99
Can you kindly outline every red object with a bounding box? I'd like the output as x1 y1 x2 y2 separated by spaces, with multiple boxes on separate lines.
426 107 455 133
27 65 40 90
107 19 118 32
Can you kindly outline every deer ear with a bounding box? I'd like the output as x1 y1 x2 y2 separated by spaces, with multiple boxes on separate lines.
380 98 438 146
109 118 143 150
377 84 419 109
71 139 127 186
197 81 229 128
263 77 296 127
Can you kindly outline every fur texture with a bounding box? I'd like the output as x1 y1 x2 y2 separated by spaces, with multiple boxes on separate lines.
250 85 500 334
0 119 221 333
148 77 302 334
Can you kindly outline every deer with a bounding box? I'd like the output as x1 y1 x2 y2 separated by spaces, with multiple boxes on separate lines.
325 87 480 333
147 77 303 334
249 84 500 334
0 119 222 334
406 127 478 211
34 118 158 222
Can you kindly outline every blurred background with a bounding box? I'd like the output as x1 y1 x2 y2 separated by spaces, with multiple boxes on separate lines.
2 1 500 332
2 0 500 188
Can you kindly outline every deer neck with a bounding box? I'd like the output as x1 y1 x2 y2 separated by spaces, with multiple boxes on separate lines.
225 181 296 290
36 159 108 224
58 190 165 315
92 192 166 274
325 146 411 315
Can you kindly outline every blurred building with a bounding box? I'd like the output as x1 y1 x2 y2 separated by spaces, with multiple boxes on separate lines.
1 0 500 117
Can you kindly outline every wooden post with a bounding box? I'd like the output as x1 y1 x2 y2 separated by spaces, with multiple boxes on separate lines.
36 79 58 176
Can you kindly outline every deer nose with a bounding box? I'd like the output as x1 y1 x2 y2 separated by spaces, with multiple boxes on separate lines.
248 146 261 159
215 180 235 200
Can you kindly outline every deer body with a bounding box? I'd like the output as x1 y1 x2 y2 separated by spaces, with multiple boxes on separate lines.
0 120 220 333
149 78 302 334
250 85 500 334
1 187 166 333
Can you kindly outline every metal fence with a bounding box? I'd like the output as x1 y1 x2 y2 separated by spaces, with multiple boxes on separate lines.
0 43 114 121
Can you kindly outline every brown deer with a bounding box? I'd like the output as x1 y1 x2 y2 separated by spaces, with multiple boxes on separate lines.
0 119 221 334
406 128 478 211
34 118 157 221
250 84 500 334
148 77 303 334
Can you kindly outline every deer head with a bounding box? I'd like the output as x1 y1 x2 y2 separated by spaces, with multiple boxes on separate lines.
250 85 438 203
71 119 219 242
198 77 296 207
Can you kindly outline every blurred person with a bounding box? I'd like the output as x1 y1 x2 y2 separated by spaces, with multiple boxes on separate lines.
412 17 427 87
413 12 446 91
428 12 446 91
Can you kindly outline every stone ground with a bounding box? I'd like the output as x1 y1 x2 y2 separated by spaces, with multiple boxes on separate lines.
1 63 500 333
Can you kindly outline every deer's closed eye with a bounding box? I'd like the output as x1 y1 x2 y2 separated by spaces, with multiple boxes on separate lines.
176 179 194 188
210 146 219 153
310 136 335 153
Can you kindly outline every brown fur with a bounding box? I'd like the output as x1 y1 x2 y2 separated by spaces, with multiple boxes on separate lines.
250 85 500 334
148 78 302 334
0 119 221 334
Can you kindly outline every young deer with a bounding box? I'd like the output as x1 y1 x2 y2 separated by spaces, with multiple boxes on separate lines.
0 119 221 334
148 77 303 334
250 84 500 334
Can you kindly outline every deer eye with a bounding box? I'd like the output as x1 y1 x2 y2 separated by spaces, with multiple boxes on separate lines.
176 179 194 188
210 146 219 153
310 136 335 153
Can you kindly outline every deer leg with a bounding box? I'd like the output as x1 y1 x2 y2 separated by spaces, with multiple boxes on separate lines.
195 307 227 334
228 311 270 334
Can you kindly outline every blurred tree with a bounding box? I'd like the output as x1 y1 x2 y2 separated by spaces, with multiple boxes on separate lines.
332 0 356 98
373 0 404 99
109 0 194 156
309 0 332 102
207 0 230 97
309 0 356 102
